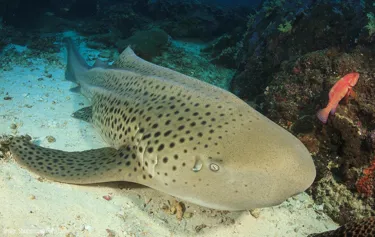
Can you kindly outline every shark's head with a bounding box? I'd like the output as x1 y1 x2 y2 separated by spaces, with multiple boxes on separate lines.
143 99 316 211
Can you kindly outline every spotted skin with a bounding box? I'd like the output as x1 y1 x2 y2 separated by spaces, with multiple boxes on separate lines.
9 38 316 211
309 217 375 237
10 136 134 183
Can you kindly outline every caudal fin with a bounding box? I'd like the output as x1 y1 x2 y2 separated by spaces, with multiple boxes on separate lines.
317 107 331 123
9 136 135 184
64 37 90 83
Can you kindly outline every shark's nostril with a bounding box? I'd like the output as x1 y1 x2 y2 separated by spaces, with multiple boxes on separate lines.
192 157 203 172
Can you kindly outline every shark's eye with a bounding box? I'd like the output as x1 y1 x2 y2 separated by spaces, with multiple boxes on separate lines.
209 163 220 172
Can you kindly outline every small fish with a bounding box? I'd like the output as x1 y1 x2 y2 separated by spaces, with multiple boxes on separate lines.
317 72 359 123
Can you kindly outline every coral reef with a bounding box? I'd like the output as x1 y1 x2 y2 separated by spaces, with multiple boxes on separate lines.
259 44 375 222
310 175 375 225
27 36 60 54
225 0 375 224
356 156 375 197
231 0 364 100
202 32 244 68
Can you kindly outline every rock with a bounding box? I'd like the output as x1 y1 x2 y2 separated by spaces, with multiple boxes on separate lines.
116 28 171 60
46 136 56 143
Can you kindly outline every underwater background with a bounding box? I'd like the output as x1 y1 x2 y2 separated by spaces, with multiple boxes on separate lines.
1 0 375 236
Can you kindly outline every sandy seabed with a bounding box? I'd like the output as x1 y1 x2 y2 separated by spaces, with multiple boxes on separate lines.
0 34 338 237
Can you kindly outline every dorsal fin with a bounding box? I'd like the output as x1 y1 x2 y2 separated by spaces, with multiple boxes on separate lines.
112 46 236 101
112 46 191 82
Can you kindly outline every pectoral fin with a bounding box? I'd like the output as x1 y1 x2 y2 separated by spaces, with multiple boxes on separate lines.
69 85 81 93
344 88 356 104
349 89 356 99
72 106 93 123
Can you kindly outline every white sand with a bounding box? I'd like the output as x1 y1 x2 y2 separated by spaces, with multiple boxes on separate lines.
0 34 338 237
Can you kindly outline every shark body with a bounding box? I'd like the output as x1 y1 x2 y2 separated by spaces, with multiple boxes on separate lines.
9 38 316 210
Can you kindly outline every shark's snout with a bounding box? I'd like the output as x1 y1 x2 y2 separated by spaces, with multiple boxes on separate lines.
194 112 317 210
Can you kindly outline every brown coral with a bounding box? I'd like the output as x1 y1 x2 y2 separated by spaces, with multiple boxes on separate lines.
356 156 375 197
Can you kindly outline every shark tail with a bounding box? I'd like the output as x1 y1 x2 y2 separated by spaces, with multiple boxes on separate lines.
64 37 90 83
9 136 134 184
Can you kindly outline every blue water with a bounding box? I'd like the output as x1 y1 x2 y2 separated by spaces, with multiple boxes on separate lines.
202 0 261 7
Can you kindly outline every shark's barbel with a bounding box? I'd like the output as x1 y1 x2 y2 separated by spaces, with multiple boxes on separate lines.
9 38 316 210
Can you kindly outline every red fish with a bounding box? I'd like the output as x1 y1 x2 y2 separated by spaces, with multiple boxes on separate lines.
317 72 359 123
